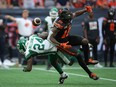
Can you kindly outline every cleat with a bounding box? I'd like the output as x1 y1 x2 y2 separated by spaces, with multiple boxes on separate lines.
94 63 103 68
58 72 69 84
86 58 99 65
89 73 99 80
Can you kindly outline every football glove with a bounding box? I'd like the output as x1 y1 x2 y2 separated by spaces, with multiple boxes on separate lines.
60 42 72 49
85 6 92 12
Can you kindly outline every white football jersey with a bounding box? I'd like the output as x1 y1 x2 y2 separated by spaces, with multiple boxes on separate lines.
25 35 57 60
45 16 54 32
16 18 33 36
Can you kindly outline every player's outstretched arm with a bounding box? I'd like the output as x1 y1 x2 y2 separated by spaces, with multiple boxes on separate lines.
50 27 61 46
73 6 92 18
23 57 33 72
5 15 16 22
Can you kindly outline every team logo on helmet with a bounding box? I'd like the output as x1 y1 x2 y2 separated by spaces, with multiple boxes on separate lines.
17 37 28 54
49 7 58 19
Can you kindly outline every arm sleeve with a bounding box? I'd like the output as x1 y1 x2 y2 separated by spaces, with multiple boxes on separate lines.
102 19 106 39
15 18 21 24
53 21 63 30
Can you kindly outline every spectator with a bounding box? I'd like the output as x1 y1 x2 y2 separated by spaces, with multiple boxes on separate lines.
44 0 56 8
5 9 34 66
102 8 116 67
96 0 109 9
0 0 7 8
108 0 116 9
71 0 86 8
7 0 22 8
82 12 103 68
35 0 45 8
0 11 12 69
5 23 19 61
23 0 35 9
85 0 97 8
55 0 71 8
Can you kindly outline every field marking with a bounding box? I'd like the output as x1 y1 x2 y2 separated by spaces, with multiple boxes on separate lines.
1 67 116 82
55 67 116 70
33 68 116 82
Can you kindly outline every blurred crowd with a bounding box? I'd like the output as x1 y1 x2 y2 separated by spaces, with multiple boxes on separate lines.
0 0 116 69
0 0 116 9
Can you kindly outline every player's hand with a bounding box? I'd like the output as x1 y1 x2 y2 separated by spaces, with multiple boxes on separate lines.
85 6 92 12
60 42 72 49
23 67 31 72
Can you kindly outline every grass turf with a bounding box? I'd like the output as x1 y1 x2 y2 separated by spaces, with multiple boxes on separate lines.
0 64 116 87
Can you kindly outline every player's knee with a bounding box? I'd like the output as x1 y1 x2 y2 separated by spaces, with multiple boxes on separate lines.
75 54 83 60
82 38 89 45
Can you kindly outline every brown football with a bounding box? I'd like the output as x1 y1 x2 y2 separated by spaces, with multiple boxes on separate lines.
32 17 41 26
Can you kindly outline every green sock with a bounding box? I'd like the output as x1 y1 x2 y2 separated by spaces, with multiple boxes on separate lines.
49 54 63 74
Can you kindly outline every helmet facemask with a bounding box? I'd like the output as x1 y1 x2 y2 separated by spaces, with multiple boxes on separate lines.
108 8 115 19
49 7 58 19
59 8 73 23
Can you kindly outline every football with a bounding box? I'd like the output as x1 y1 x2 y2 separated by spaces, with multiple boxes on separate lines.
32 17 41 26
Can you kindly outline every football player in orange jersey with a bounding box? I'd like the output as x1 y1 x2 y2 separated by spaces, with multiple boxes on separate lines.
49 6 99 80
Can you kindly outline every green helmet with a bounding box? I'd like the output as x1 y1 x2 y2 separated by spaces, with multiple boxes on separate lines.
17 37 28 54
49 7 58 19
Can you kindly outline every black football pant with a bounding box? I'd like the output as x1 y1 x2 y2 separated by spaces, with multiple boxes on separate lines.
104 38 115 66
57 35 92 75
82 39 98 63
0 36 6 63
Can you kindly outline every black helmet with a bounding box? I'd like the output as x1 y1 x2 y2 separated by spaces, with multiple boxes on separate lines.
59 8 72 22
108 8 115 19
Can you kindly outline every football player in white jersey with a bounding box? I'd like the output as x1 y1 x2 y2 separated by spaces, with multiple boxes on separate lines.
44 7 58 32
44 7 65 70
17 34 73 84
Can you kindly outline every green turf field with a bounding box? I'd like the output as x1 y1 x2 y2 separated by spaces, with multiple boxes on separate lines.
0 63 116 87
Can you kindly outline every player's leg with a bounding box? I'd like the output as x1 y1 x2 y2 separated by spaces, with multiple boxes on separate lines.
46 55 52 70
49 54 69 84
68 35 98 65
109 39 115 67
104 44 109 67
58 46 99 80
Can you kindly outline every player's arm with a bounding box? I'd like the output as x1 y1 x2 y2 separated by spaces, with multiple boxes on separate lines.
23 57 33 72
44 21 48 32
37 31 48 39
82 21 88 39
102 19 107 39
50 27 61 46
73 6 92 18
5 15 16 22
96 20 100 43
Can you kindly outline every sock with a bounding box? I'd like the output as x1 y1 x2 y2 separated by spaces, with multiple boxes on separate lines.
76 54 92 75
49 54 63 74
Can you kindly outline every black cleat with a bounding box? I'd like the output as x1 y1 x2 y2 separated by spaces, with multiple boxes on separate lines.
86 58 99 65
58 72 69 84
89 73 99 80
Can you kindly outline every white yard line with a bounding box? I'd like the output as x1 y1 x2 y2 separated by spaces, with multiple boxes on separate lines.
1 67 116 82
59 67 116 70
33 68 116 82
